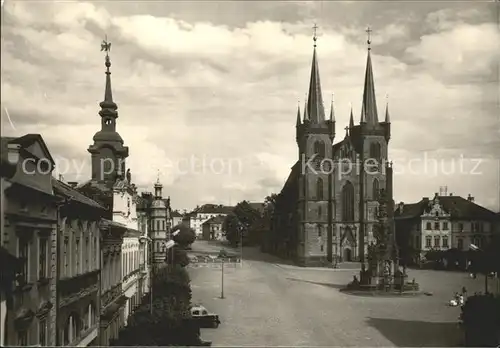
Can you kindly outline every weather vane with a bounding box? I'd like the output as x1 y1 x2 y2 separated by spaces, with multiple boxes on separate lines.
101 35 111 55
366 26 372 50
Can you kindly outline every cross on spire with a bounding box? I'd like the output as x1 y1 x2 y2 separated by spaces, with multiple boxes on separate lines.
313 23 318 47
366 26 372 50
344 126 349 136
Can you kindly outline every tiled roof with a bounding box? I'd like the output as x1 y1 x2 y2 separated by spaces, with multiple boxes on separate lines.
52 178 104 209
171 210 183 217
248 202 265 214
193 204 233 214
395 195 499 221
202 215 226 225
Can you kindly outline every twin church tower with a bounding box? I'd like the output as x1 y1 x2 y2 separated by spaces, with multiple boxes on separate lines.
271 26 393 267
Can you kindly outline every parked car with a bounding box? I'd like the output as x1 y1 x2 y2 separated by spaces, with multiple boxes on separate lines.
191 304 220 328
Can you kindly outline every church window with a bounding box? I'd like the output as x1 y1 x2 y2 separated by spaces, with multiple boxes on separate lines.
314 141 325 159
316 178 324 200
341 181 355 221
372 178 379 200
369 142 381 161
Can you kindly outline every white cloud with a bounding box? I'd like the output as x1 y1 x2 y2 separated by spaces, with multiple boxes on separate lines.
1 1 498 211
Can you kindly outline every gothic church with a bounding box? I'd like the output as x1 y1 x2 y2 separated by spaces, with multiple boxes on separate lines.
269 29 393 267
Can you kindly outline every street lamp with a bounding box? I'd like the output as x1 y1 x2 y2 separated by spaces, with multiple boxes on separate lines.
220 248 225 299
470 243 491 294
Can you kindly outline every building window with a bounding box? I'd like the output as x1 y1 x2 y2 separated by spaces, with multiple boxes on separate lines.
316 178 324 200
443 222 448 230
64 238 69 277
458 238 463 250
18 238 29 283
434 222 439 230
458 223 464 231
318 225 322 237
426 222 431 230
162 220 165 230
434 236 440 247
342 181 355 221
157 220 160 231
39 318 47 346
425 237 431 248
75 238 80 274
369 142 381 161
314 141 325 159
372 178 379 200
94 236 98 269
320 245 324 252
18 330 28 346
442 237 449 248
85 237 89 272
318 206 322 218
39 237 48 279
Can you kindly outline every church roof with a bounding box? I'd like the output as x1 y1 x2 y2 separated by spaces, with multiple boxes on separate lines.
306 45 325 124
395 195 499 221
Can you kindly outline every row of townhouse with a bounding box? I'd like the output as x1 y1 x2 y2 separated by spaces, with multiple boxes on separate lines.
183 204 234 237
395 191 500 261
0 134 152 346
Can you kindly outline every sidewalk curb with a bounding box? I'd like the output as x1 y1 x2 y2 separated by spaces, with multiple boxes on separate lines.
273 264 360 272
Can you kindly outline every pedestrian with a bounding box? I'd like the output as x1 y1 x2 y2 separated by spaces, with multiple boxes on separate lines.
461 286 467 298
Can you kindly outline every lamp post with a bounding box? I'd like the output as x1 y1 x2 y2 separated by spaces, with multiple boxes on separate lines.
220 249 225 299
470 244 489 294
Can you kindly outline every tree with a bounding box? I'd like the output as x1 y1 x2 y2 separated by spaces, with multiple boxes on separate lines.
223 213 242 247
166 245 190 267
111 265 202 346
172 224 196 248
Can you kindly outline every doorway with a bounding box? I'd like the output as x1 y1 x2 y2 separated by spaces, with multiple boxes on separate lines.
344 248 352 262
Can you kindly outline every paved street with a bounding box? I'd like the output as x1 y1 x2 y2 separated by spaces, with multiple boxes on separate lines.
189 241 494 347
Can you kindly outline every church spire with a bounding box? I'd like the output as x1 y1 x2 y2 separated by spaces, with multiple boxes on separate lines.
349 103 354 128
303 93 309 122
306 24 326 124
296 100 301 127
329 93 335 122
384 93 390 123
99 35 118 119
360 26 379 125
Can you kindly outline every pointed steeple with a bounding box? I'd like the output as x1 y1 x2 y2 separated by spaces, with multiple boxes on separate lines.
99 36 118 119
303 93 309 122
384 94 390 123
306 24 326 124
154 170 163 199
349 104 354 128
329 93 335 122
296 101 301 127
360 27 379 125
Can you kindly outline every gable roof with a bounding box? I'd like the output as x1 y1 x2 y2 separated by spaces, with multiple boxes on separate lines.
52 178 105 210
10 134 55 167
395 195 500 221
247 202 265 215
202 215 226 225
171 210 183 217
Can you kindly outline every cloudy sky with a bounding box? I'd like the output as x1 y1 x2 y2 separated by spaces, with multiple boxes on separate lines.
1 0 499 211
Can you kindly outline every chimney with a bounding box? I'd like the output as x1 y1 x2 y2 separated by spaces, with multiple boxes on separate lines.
467 194 474 202
398 202 404 213
67 181 78 188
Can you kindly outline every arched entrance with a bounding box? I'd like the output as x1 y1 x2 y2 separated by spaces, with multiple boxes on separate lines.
344 248 352 262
